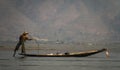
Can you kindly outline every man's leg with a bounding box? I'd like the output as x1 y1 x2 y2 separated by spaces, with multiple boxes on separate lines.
21 42 26 54
13 42 21 57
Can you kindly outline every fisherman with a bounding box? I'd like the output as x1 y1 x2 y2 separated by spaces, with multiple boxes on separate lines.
13 32 32 57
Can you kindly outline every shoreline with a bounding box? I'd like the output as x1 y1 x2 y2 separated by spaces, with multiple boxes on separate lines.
0 47 60 51
0 47 38 50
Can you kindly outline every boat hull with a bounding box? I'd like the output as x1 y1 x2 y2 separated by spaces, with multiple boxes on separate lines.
19 48 108 57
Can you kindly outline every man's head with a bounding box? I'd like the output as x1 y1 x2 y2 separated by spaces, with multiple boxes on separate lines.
23 32 29 35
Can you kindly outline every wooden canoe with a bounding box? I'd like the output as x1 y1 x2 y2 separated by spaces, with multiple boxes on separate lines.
19 48 109 57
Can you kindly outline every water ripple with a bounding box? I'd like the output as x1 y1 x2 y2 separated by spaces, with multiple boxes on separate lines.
0 59 9 60
19 64 40 66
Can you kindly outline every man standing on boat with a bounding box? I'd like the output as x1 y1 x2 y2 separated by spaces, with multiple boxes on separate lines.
13 32 32 57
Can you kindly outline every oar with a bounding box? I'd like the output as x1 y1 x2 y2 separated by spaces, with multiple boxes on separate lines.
34 39 40 54
29 35 40 54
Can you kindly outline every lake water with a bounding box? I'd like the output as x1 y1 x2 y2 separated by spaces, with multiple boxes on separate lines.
0 46 120 70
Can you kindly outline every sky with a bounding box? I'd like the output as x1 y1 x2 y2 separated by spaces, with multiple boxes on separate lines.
0 0 120 43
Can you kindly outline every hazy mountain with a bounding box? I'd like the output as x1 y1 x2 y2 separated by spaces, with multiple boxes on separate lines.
0 0 120 43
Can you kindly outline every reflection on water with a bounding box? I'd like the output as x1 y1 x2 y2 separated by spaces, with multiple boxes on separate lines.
0 49 120 70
